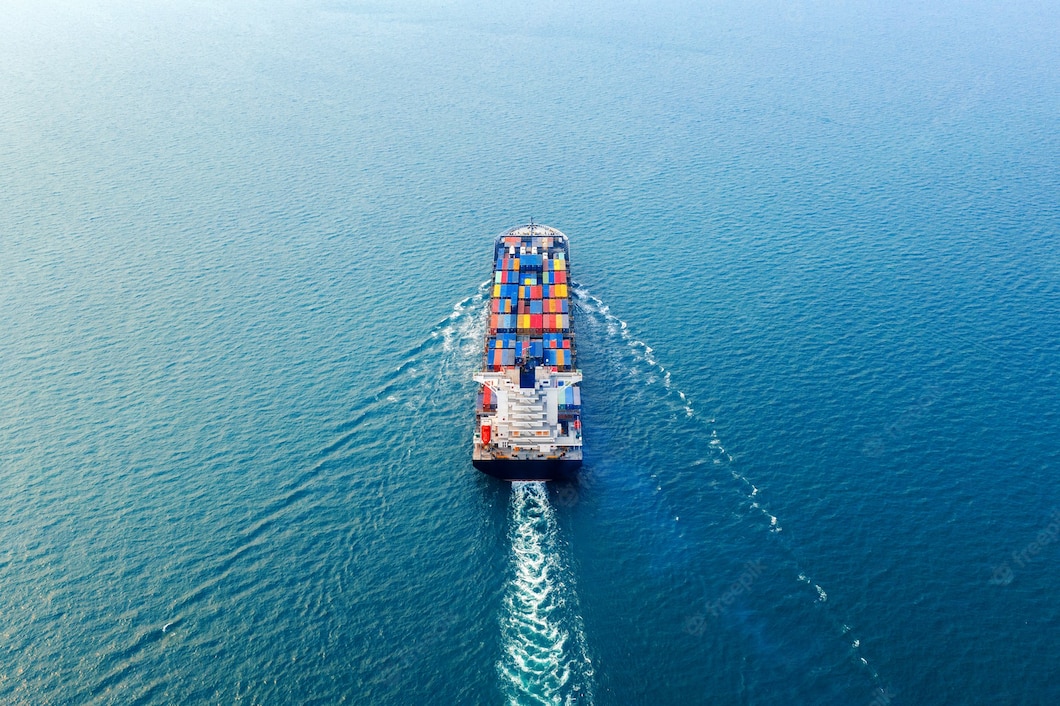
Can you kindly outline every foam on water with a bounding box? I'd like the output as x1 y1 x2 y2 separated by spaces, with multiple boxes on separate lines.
435 280 492 356
499 482 594 706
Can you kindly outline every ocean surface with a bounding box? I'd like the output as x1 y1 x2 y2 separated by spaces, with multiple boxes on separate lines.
1 1 1058 704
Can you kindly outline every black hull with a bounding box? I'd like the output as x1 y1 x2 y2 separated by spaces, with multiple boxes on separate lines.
473 458 582 482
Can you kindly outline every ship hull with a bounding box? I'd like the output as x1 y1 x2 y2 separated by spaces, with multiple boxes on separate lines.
472 458 582 481
473 223 584 482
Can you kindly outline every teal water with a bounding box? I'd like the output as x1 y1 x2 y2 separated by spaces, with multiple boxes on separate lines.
2 1 1058 704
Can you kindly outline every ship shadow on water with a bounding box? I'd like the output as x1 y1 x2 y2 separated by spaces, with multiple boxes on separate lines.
568 286 892 704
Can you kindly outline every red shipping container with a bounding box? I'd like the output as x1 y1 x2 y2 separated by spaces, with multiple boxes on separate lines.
531 314 543 330
531 285 542 300
554 270 567 284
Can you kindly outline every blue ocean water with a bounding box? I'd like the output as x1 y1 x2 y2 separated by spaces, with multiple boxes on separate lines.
2 0 1058 703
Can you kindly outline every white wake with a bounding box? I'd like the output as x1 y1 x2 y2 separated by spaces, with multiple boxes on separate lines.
498 482 594 706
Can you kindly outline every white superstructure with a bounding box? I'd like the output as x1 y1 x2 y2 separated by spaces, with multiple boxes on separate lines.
473 365 582 461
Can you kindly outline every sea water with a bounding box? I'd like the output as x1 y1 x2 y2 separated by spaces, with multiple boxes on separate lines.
1 1 1057 704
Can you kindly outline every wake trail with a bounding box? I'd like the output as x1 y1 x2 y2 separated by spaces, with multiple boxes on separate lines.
499 482 594 706
573 284 890 698
336 283 597 703
326 280 491 454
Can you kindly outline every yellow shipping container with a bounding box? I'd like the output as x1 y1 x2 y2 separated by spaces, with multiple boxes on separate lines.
492 284 502 298
554 284 568 298
518 314 531 331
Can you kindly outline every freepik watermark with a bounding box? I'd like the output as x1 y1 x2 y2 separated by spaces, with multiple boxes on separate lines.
684 560 766 636
862 386 940 458
990 507 1060 586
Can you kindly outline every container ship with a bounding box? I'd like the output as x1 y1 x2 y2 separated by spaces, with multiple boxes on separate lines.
473 223 583 481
